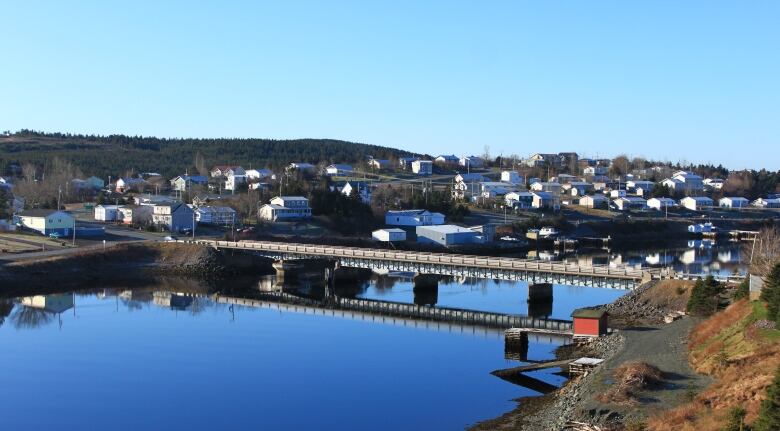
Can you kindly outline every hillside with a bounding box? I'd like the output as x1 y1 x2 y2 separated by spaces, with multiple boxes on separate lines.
0 131 420 178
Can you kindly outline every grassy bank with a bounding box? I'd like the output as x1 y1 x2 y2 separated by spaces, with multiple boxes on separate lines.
647 299 780 430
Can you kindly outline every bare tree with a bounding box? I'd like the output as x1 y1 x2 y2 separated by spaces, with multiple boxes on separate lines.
194 152 208 176
745 226 780 276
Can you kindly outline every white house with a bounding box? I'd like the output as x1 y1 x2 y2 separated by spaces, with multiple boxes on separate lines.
341 181 371 204
627 180 654 192
480 182 513 198
117 205 152 225
530 182 562 195
531 191 555 209
662 171 704 194
325 164 354 176
505 191 535 208
704 178 725 190
564 182 594 197
170 175 208 192
115 177 146 193
501 171 523 184
753 198 780 208
411 160 433 176
94 204 120 222
578 195 609 209
583 166 608 176
613 196 647 211
459 156 485 169
398 157 417 170
287 163 316 173
16 210 74 236
372 228 406 242
680 196 714 211
368 159 390 170
224 173 246 191
416 225 484 247
385 210 444 227
719 197 749 209
210 165 245 178
258 196 312 222
434 155 459 165
195 206 236 225
152 203 196 232
610 189 627 198
647 197 677 211
246 169 275 181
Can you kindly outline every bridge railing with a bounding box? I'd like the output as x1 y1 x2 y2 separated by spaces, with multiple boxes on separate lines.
186 239 652 280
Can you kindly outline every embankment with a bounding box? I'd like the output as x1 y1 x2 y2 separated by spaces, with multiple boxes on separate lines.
0 242 273 294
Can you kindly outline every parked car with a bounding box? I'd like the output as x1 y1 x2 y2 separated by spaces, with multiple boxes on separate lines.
164 235 178 241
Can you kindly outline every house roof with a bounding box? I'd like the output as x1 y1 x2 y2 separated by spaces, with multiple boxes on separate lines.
418 224 474 234
273 196 308 201
327 164 353 170
19 209 67 217
571 308 608 319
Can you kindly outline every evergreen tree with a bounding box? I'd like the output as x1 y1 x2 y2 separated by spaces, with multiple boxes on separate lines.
723 406 748 431
687 278 710 315
753 366 780 431
760 263 780 324
733 278 749 300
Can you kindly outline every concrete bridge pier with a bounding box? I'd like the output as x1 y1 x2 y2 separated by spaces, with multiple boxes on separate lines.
413 274 440 306
272 260 303 285
527 283 553 318
504 330 529 362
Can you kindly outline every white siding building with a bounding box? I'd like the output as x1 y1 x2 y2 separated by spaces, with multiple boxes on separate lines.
500 171 523 184
152 203 195 232
411 160 433 175
372 228 407 242
385 210 444 227
719 197 749 208
94 205 120 221
258 196 312 222
680 196 714 211
647 197 677 211
17 210 74 236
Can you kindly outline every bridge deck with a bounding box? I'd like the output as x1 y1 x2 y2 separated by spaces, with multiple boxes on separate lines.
183 240 657 287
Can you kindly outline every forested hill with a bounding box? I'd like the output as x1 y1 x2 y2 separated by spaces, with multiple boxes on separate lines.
0 131 420 178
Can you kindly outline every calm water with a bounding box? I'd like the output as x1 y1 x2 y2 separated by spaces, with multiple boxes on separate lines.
0 273 622 430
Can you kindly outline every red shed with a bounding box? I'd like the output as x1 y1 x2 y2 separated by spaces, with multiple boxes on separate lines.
571 309 609 338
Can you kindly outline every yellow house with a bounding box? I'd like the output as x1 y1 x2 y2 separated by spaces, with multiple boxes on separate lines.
17 209 74 236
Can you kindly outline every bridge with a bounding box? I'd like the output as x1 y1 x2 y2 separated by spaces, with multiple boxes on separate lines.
182 240 658 289
214 290 573 339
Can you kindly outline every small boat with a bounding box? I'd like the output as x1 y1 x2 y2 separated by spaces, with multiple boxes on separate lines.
538 226 560 238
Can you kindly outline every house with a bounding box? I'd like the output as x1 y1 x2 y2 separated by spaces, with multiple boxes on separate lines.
115 177 146 193
385 210 444 227
455 173 485 184
16 209 74 236
224 173 246 191
703 178 725 190
480 182 513 198
459 156 484 169
501 171 524 184
368 159 390 170
571 309 609 338
246 169 275 180
258 196 312 222
411 160 433 176
94 205 120 221
531 191 554 209
117 205 152 225
341 181 371 204
753 198 780 208
325 164 354 176
210 165 244 178
680 196 714 211
530 182 562 195
662 171 704 193
578 195 609 209
610 189 627 199
20 294 75 314
525 153 559 167
398 157 417 170
372 228 406 242
152 203 195 232
195 206 236 225
551 174 578 184
583 166 608 176
434 154 459 165
647 197 677 211
451 173 485 200
627 180 654 192
613 196 647 211
505 191 534 209
416 224 484 246
719 197 749 209
564 182 594 197
134 194 180 206
170 175 209 192
287 162 316 173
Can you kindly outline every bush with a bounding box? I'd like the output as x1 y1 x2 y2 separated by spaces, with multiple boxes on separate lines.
734 278 749 300
687 275 724 316
759 263 780 325
723 406 748 431
753 366 780 431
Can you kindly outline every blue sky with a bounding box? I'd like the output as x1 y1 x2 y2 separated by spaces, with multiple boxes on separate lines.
1 1 778 169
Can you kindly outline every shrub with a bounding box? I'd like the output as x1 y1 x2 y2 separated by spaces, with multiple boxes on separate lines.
753 366 780 431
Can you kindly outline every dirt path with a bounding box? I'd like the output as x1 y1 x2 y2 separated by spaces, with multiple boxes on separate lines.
574 318 713 426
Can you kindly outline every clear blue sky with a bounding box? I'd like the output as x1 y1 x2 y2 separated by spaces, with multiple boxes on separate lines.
1 1 778 170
